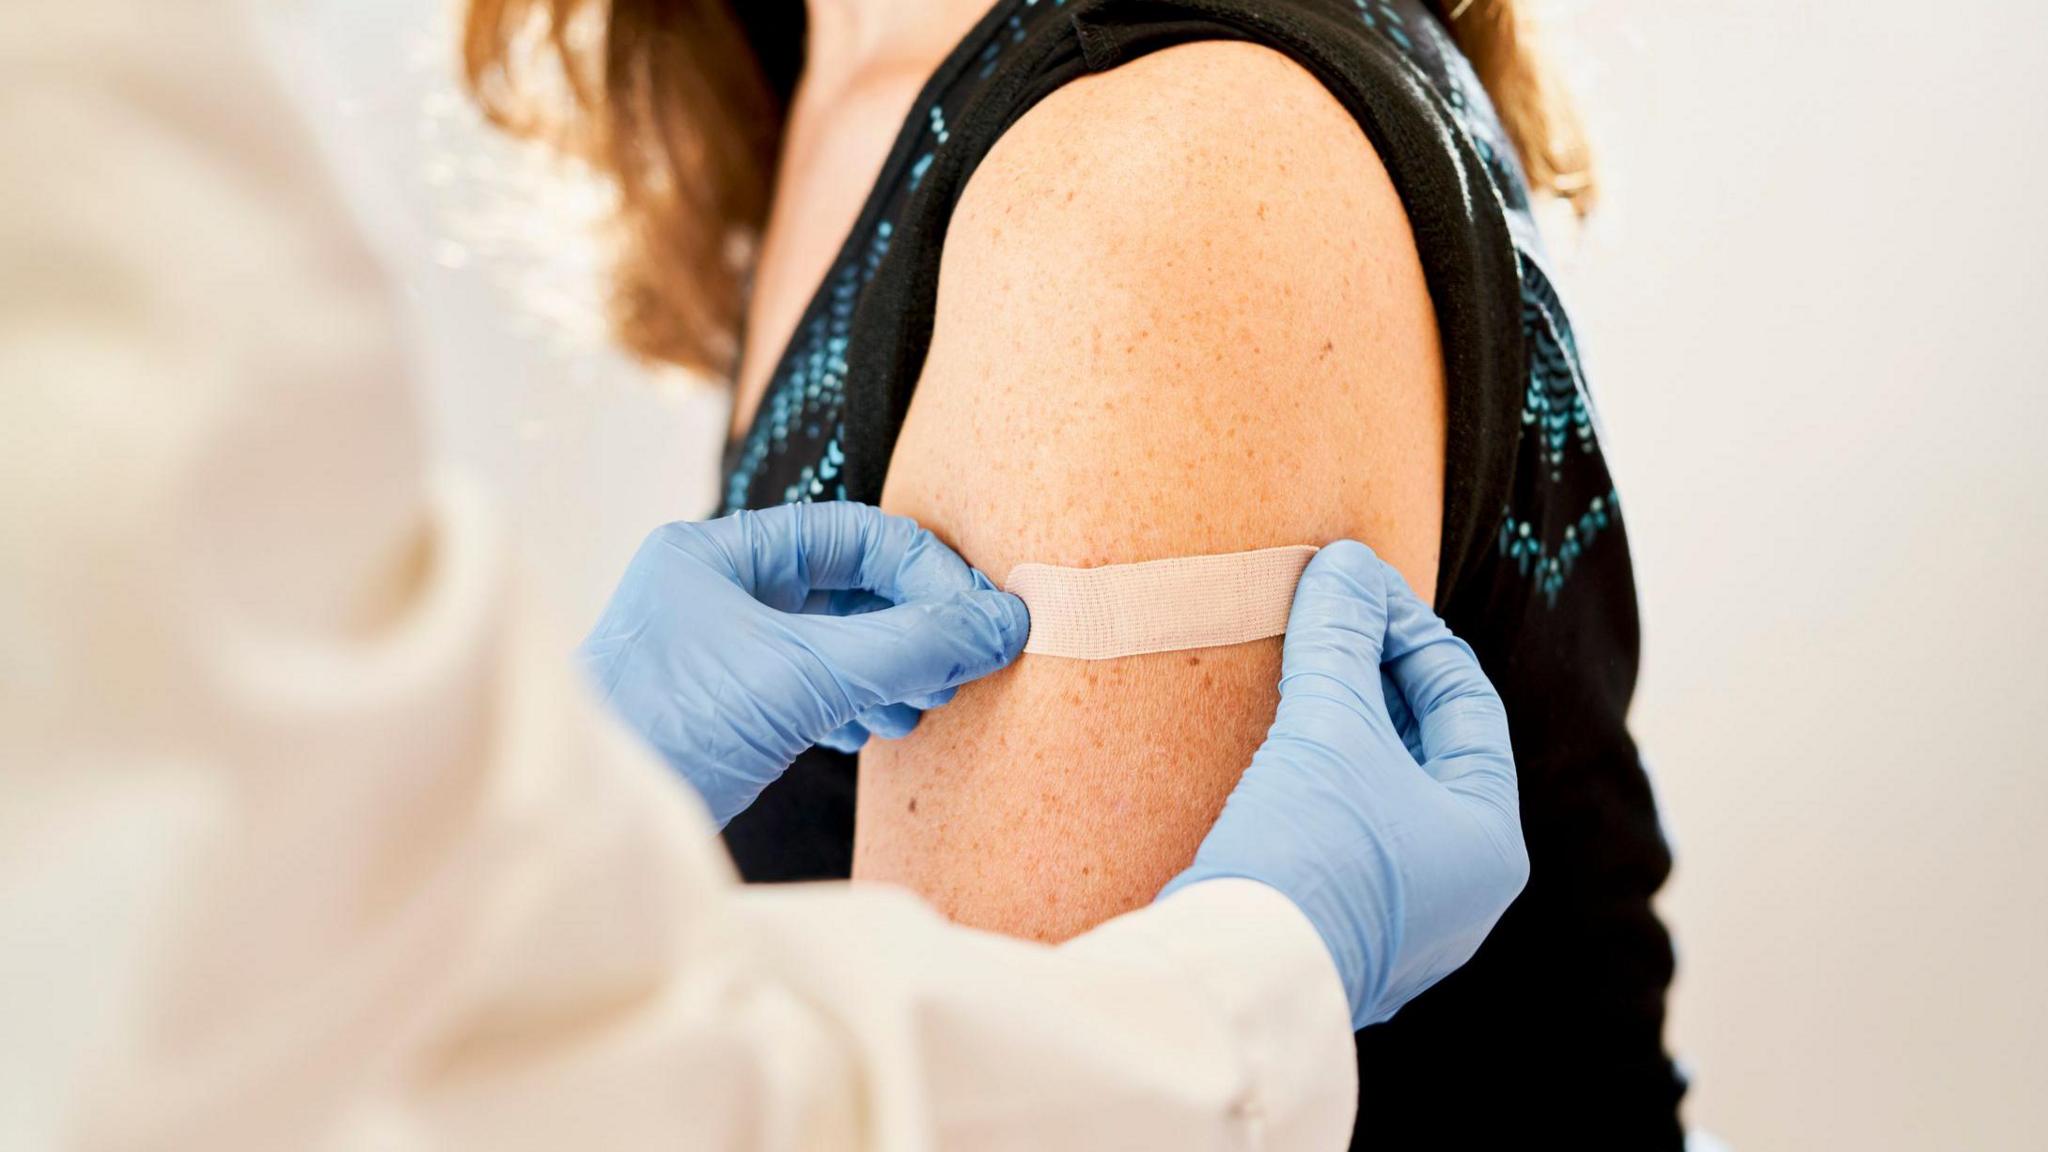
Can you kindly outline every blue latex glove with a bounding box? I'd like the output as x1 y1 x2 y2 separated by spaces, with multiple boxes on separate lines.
579 503 1028 828
1160 541 1529 1030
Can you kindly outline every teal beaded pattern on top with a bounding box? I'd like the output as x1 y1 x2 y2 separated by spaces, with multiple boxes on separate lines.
724 221 891 510
721 0 1063 513
1395 11 1625 608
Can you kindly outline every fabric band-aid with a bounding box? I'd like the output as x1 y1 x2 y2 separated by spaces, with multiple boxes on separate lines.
1003 545 1319 660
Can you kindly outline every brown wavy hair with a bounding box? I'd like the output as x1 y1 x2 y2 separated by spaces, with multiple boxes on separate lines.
463 0 1594 375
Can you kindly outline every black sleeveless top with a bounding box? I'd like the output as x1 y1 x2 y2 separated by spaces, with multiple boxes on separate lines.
721 1 1685 1144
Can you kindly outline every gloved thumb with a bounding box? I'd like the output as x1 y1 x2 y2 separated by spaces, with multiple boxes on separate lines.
790 588 1030 720
1275 540 1396 720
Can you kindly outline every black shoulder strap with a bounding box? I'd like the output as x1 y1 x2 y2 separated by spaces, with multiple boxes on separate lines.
843 0 1523 604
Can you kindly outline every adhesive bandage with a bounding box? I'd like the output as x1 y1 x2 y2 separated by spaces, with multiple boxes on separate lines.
1003 545 1319 660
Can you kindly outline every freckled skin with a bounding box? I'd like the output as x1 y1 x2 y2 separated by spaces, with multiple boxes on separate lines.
856 42 1445 944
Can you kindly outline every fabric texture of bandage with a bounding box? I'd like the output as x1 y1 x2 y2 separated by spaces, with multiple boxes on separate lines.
1004 545 1319 660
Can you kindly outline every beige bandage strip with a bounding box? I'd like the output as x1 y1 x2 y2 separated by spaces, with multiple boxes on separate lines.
1004 545 1319 660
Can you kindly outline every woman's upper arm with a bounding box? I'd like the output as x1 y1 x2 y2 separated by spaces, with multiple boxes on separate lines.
857 41 1446 941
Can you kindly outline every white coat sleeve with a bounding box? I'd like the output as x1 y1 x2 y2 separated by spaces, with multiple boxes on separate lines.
0 3 1359 1151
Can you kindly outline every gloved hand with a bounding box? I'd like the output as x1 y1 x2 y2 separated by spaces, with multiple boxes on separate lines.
579 502 1028 828
1160 541 1529 1030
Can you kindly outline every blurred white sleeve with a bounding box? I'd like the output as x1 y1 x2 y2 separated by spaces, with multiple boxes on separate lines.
0 2 1356 1150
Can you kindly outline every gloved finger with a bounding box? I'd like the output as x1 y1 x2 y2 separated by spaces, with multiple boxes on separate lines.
726 502 990 612
817 720 873 754
855 702 923 741
905 685 957 711
810 595 976 713
816 700 935 754
1381 579 1517 806
1274 540 1396 723
792 589 1029 718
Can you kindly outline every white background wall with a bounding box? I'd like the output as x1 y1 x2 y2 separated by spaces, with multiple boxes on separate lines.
297 2 2048 1147
1560 6 2048 1147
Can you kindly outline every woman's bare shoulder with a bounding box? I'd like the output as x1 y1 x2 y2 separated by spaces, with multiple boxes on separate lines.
890 38 1445 586
860 40 1448 942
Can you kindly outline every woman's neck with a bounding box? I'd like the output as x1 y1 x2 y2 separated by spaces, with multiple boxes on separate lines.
801 0 996 91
